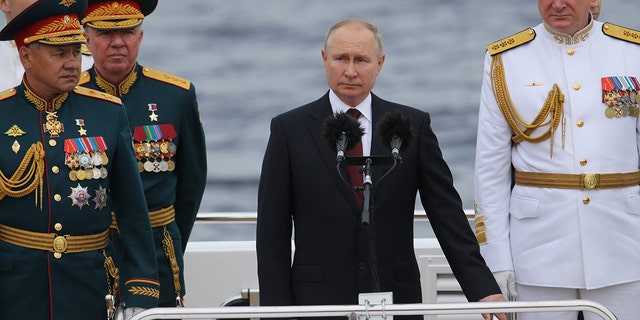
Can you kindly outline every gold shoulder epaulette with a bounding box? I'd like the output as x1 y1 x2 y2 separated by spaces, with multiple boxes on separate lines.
81 44 92 56
0 88 17 101
142 66 191 90
602 22 640 45
486 28 536 56
74 86 122 105
77 71 91 86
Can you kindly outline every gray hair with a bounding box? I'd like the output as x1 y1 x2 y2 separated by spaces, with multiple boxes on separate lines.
323 18 383 58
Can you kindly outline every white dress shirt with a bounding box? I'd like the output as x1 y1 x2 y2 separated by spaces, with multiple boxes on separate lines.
329 89 373 156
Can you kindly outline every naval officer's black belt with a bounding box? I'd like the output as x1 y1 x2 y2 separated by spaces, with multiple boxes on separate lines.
0 224 109 256
514 170 640 190
110 205 176 230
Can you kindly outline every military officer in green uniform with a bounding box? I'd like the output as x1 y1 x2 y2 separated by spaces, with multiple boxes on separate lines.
80 0 207 308
0 0 159 319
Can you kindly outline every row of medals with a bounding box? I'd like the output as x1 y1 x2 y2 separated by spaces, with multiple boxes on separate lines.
67 151 109 181
135 140 177 173
603 90 640 118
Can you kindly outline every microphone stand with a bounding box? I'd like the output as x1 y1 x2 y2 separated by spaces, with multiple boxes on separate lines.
361 158 373 227
345 155 398 293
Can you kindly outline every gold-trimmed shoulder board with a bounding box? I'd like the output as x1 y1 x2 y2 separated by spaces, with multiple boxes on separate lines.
77 71 91 86
81 44 92 56
74 86 122 105
602 22 640 45
0 88 17 101
487 28 536 56
142 66 191 91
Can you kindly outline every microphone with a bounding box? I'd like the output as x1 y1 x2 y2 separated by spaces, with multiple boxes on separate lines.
377 110 413 160
322 112 365 162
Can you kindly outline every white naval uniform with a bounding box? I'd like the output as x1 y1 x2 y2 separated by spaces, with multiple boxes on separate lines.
475 19 640 292
0 40 93 91
0 40 22 91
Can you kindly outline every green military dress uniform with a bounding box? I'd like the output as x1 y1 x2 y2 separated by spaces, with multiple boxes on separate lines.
79 63 207 306
0 0 160 318
0 84 160 318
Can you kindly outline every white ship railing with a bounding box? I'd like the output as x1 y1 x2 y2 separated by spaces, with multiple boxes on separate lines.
131 300 617 320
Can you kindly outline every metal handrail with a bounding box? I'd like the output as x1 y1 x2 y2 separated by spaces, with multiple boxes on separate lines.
130 300 617 320
195 209 476 223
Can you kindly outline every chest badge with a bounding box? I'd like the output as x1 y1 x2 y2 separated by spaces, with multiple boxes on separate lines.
601 76 640 118
68 183 91 209
75 119 87 136
5 125 26 154
43 111 64 138
148 103 159 122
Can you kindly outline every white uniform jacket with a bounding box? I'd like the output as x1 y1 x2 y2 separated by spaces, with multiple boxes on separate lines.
0 41 22 91
475 20 640 289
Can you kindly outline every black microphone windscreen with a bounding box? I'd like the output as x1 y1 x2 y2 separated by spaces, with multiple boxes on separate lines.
377 110 413 152
321 112 365 150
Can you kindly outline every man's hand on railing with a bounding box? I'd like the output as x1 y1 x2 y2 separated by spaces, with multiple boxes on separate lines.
479 293 508 320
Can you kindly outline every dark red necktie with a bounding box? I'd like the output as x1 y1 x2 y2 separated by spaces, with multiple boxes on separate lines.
345 108 363 210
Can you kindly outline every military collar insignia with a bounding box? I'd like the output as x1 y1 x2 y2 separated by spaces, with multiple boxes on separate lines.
59 0 77 8
544 21 594 45
95 68 137 97
23 85 69 112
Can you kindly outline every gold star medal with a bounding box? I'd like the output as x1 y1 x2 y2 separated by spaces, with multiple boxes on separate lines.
69 183 91 209
75 119 87 136
148 103 158 121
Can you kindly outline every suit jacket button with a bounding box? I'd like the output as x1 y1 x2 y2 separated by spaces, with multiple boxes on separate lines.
358 263 366 270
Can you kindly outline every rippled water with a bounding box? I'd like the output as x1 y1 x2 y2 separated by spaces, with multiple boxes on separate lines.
5 1 638 214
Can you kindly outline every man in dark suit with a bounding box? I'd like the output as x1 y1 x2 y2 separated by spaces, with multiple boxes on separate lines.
256 18 506 320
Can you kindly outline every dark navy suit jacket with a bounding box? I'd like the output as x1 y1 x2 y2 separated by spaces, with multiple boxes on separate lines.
257 92 500 308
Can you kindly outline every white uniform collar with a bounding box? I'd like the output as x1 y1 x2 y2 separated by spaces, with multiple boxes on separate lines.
542 18 595 45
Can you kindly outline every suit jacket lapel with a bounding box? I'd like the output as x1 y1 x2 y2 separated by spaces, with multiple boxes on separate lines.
307 92 361 215
370 94 394 190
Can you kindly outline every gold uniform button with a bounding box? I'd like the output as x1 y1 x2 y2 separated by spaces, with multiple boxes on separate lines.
54 223 62 231
54 194 62 202
573 83 581 90
49 139 57 147
577 120 584 127
583 197 590 205
567 48 575 55
54 252 62 259
580 159 588 166
51 166 60 174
